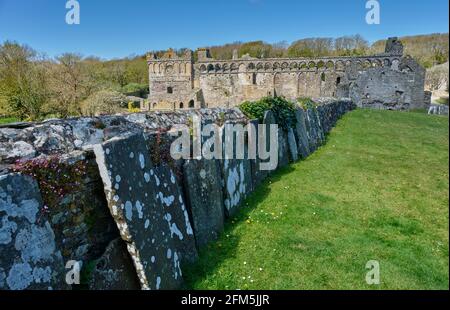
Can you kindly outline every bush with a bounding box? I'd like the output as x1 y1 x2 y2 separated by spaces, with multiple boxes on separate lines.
239 96 297 131
121 83 148 97
80 90 126 116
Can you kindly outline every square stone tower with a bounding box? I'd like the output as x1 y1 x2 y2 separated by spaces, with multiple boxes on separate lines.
147 49 201 110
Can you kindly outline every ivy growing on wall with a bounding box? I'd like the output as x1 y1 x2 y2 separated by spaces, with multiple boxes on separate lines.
239 96 297 131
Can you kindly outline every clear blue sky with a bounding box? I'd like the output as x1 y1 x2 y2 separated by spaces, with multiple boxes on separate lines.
0 0 448 59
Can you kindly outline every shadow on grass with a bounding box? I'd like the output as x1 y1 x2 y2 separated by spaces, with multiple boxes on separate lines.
182 164 296 289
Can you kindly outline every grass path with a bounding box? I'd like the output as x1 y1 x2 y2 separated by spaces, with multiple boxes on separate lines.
183 109 449 290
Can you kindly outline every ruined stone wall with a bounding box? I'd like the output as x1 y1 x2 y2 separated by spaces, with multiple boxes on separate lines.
147 38 426 111
1 100 355 290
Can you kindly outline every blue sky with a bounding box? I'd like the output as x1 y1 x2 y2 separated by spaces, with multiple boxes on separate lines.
0 0 448 59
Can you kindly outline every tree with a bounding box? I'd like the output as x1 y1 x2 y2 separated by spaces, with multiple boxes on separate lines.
0 41 49 120
80 89 126 116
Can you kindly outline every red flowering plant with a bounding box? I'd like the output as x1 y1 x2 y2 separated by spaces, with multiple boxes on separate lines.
12 155 87 221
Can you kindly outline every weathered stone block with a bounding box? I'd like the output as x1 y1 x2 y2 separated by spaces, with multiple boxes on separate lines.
88 238 141 290
183 159 224 248
0 173 68 290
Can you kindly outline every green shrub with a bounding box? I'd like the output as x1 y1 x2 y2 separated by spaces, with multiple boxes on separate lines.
121 83 148 97
239 96 297 131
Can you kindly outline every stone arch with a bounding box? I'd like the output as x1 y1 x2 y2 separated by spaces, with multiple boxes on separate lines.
256 62 264 70
230 63 238 72
222 63 229 71
179 102 184 109
289 62 298 70
199 64 207 72
274 73 282 96
247 62 255 70
264 62 271 70
308 61 316 70
335 60 345 71
391 59 400 70
207 64 214 72
281 62 289 70
273 62 280 70
317 61 325 70
383 58 391 67
299 62 307 70
159 63 165 74
373 59 382 67
362 59 372 69
152 102 157 109
189 100 195 108
215 63 222 71
239 63 246 72
326 61 335 71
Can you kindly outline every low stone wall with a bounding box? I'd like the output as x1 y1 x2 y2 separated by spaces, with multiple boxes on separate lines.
0 100 355 290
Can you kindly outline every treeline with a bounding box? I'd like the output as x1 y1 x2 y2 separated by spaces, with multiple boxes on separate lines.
0 41 148 120
371 33 449 68
206 33 449 68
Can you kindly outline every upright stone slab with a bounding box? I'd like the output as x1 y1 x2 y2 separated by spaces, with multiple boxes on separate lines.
183 159 224 249
0 174 68 290
287 127 299 162
294 108 311 159
248 119 267 189
152 163 198 264
305 109 318 152
221 122 252 218
262 110 287 171
313 108 325 145
94 134 187 290
88 238 141 290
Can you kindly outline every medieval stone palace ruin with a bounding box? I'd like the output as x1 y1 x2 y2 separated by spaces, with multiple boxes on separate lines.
145 38 426 111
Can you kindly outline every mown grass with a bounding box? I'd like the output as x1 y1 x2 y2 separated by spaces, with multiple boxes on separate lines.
183 109 449 290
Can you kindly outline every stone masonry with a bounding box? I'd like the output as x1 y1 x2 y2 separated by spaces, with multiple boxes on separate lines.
146 38 426 111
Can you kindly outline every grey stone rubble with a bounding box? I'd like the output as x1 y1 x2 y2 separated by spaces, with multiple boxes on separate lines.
0 99 355 290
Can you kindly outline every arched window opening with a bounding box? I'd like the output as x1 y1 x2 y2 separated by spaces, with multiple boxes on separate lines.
167 87 173 94
321 72 326 82
179 102 184 109
336 77 341 85
189 100 195 108
252 73 257 85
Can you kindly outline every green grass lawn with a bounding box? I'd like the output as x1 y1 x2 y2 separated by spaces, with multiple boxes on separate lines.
184 109 449 290
0 117 20 124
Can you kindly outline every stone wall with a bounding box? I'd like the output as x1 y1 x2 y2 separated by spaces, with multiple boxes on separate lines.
147 38 426 111
0 100 355 290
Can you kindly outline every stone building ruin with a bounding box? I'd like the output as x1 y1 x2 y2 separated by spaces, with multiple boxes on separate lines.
145 37 426 111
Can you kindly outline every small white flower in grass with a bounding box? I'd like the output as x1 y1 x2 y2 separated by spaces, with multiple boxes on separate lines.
250 279 254 283
259 268 263 271
243 261 247 265
242 277 246 280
